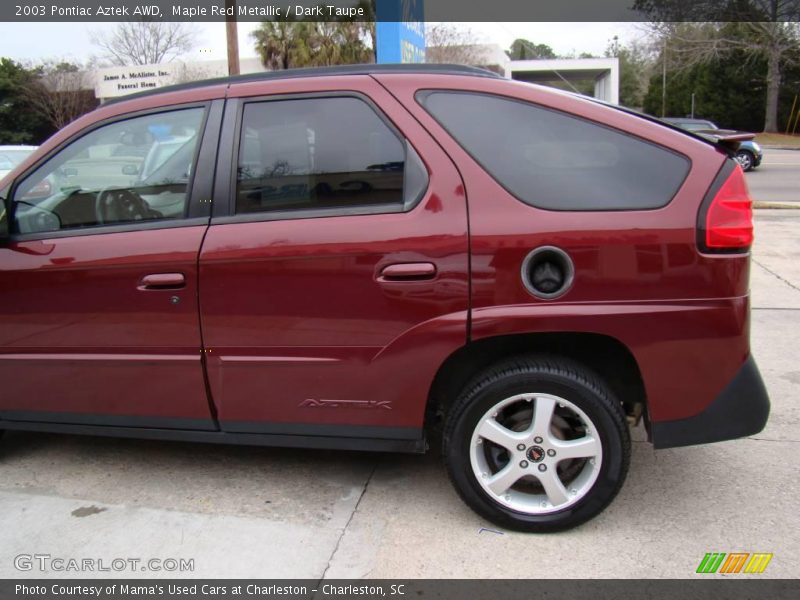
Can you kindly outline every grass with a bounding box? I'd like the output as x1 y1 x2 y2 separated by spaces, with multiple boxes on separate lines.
754 133 800 147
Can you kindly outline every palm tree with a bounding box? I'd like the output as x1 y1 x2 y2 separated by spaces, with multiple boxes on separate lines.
252 19 310 70
307 22 341 66
333 21 374 65
298 22 372 67
252 13 374 70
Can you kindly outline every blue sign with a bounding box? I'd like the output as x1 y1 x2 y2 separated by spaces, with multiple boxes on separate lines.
376 0 425 64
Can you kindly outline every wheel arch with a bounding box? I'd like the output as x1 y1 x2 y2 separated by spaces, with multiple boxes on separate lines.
425 332 647 435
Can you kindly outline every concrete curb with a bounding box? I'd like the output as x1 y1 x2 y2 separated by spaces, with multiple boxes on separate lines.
754 201 799 209
760 145 800 151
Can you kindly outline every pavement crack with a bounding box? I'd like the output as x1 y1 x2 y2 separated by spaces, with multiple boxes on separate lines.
746 437 800 443
753 258 800 293
317 461 379 582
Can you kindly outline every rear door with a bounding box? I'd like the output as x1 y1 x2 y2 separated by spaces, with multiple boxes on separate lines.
199 76 468 441
0 101 223 429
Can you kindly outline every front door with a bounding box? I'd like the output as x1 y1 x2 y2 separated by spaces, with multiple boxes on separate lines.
0 103 219 429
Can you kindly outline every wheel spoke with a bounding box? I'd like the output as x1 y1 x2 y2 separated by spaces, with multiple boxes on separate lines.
552 436 600 461
536 469 569 506
477 418 525 451
486 463 525 495
530 396 556 438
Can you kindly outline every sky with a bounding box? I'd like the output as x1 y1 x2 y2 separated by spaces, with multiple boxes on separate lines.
0 21 646 65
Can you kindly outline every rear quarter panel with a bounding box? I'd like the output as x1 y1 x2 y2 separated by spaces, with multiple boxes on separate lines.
376 74 749 423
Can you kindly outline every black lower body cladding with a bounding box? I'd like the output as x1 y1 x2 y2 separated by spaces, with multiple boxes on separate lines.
651 355 770 449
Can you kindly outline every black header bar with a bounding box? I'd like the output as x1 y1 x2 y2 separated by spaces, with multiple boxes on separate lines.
3 0 800 22
3 579 800 600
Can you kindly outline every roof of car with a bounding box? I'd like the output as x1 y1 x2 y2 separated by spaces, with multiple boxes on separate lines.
105 63 503 106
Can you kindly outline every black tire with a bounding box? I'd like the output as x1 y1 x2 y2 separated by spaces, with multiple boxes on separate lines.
443 355 630 533
736 150 755 172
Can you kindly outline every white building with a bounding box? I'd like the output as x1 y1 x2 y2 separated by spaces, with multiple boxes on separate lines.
508 58 620 105
430 44 619 104
93 57 265 102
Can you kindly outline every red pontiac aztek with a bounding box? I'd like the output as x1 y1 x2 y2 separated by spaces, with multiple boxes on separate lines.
0 65 769 531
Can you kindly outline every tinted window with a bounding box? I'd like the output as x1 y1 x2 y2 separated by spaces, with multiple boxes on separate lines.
13 108 205 234
420 92 689 211
236 97 405 214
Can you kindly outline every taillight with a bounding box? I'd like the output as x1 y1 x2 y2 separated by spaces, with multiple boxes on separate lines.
699 162 753 253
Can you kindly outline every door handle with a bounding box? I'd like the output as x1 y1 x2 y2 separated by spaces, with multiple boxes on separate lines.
138 273 186 290
378 262 437 281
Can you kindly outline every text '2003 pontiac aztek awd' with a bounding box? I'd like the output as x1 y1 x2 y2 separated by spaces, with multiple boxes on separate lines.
0 65 769 532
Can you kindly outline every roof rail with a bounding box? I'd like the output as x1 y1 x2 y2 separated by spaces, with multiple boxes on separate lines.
104 63 503 105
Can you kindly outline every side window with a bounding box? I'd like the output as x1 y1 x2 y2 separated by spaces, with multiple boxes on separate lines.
13 107 205 234
419 91 689 211
236 97 410 215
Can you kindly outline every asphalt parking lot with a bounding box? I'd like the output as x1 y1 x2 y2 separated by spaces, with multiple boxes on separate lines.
747 148 799 204
1 215 799 580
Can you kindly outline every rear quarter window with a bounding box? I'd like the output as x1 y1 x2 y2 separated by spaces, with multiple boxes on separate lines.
418 91 690 211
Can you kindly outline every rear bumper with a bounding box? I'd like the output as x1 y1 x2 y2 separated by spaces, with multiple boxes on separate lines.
651 355 770 449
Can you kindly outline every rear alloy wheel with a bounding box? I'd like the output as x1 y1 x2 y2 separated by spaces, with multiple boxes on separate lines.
444 356 630 532
735 150 755 172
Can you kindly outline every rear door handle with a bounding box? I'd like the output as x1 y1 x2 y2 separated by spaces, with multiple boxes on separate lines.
378 262 437 282
138 273 186 290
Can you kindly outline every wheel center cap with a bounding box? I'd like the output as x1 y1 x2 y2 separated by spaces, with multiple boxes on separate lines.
527 445 545 463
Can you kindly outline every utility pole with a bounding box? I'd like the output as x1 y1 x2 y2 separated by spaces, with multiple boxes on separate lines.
226 0 240 76
661 39 667 118
691 93 695 118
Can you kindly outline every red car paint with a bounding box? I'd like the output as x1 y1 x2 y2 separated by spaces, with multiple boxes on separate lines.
378 74 749 423
0 226 214 426
0 66 760 449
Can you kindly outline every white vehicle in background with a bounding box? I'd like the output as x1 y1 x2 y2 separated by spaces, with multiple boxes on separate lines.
0 145 37 180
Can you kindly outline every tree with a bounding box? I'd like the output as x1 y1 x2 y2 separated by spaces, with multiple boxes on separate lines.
252 17 374 70
606 36 654 109
425 24 483 65
635 1 800 131
304 22 374 66
0 58 53 144
355 0 377 62
252 19 310 70
169 62 221 86
643 50 768 130
21 61 97 131
91 22 197 66
506 39 557 60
